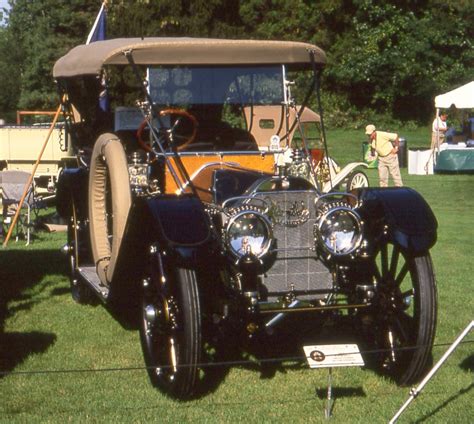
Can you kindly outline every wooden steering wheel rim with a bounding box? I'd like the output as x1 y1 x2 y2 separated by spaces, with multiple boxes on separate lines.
136 108 198 153
160 108 198 152
136 118 154 153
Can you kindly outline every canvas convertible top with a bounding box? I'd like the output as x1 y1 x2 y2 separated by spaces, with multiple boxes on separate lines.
53 37 326 78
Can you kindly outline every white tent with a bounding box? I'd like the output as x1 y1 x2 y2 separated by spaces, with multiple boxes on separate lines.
431 81 474 153
435 81 474 109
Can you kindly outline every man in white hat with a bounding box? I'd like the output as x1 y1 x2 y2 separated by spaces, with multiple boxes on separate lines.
365 124 403 187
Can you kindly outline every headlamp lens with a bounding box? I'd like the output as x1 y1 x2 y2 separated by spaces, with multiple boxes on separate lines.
318 208 362 255
227 212 272 258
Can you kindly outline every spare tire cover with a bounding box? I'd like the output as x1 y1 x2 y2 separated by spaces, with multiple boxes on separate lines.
89 133 131 285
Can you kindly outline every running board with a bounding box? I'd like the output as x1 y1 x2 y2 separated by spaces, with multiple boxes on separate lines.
78 266 109 299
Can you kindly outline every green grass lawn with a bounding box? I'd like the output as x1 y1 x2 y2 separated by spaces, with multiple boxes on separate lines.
0 128 473 423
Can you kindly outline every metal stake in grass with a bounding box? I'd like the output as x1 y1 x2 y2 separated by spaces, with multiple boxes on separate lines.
325 367 334 419
390 320 474 423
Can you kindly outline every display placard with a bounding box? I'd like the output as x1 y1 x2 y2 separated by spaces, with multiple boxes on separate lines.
303 344 364 369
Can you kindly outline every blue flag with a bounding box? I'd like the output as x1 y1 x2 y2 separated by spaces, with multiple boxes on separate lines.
86 2 107 44
86 2 109 111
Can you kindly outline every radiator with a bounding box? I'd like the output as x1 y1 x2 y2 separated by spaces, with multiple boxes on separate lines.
252 190 333 300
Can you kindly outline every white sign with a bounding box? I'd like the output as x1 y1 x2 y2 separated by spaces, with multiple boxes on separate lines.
303 344 364 369
270 135 281 151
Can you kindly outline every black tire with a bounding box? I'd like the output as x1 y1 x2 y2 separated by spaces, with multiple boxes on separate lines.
68 202 94 304
140 257 202 399
346 170 369 191
368 243 437 385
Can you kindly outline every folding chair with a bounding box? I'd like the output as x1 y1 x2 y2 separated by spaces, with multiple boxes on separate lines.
0 170 35 245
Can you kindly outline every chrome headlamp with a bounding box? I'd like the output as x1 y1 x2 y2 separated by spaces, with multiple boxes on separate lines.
225 211 273 258
316 206 363 256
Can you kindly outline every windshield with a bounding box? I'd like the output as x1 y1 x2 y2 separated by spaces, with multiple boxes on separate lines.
148 66 284 107
127 65 317 153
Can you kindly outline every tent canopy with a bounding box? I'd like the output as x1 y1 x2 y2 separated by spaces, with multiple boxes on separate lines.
434 81 474 109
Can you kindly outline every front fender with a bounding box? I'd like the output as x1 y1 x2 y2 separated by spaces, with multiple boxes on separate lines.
114 194 215 282
323 162 368 192
145 194 211 246
357 187 437 254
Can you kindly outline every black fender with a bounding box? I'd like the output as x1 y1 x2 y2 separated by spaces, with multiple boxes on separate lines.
356 187 437 254
56 167 89 219
145 194 212 249
145 194 218 268
112 194 217 291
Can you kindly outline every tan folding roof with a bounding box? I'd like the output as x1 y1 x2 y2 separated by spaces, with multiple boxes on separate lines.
53 37 326 78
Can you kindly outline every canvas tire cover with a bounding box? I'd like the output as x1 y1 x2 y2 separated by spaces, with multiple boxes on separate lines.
89 134 131 285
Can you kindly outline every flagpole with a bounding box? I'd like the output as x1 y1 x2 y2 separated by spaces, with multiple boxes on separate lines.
86 1 108 45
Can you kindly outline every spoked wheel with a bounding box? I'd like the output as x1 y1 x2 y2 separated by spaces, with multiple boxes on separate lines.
140 255 202 399
68 200 93 304
346 170 369 191
368 242 437 385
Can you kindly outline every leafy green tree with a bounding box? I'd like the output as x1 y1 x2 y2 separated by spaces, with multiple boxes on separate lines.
108 0 243 38
325 0 473 123
0 0 471 124
0 27 21 121
5 0 99 111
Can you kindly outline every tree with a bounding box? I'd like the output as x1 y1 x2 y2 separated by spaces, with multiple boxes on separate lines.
0 27 21 121
0 0 471 124
108 0 243 39
325 0 473 123
4 0 99 111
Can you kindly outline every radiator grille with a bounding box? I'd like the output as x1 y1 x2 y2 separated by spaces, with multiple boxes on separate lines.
251 190 333 300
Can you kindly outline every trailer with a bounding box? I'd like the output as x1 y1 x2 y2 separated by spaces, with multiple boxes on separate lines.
0 112 75 194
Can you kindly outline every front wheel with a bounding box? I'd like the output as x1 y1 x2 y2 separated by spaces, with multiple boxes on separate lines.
364 243 437 385
346 170 369 191
140 258 202 399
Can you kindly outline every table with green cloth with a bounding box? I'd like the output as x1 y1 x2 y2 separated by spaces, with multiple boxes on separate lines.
435 147 474 173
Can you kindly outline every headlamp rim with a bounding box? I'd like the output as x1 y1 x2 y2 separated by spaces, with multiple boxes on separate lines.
225 210 273 259
316 205 363 256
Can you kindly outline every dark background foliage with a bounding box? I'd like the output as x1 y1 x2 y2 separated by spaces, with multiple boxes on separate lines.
0 0 472 126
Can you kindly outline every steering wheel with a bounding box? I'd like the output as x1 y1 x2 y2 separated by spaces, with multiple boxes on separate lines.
137 108 198 153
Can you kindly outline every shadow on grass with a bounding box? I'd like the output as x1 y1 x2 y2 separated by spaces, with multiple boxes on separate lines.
316 386 366 399
416 382 473 423
0 248 67 329
460 353 474 372
0 331 57 379
407 354 474 422
191 313 368 398
0 247 66 374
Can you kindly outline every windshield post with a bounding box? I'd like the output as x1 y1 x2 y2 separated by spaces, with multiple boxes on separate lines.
282 65 291 139
123 49 189 193
310 52 332 191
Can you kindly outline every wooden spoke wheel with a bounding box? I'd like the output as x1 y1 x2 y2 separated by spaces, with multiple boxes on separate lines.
367 242 437 385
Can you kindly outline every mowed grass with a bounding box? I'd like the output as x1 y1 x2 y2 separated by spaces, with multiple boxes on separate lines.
0 127 473 423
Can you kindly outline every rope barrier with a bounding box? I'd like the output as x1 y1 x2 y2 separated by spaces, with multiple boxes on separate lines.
1 339 472 378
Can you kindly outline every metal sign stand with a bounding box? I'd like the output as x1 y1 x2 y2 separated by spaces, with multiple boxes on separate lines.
303 344 364 419
390 320 473 423
324 367 334 418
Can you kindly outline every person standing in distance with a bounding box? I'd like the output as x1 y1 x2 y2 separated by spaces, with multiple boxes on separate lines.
431 112 448 149
365 124 403 187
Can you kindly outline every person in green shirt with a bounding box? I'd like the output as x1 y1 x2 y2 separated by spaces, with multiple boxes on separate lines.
365 124 403 187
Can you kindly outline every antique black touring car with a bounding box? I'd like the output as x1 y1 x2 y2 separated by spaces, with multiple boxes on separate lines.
53 38 437 399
